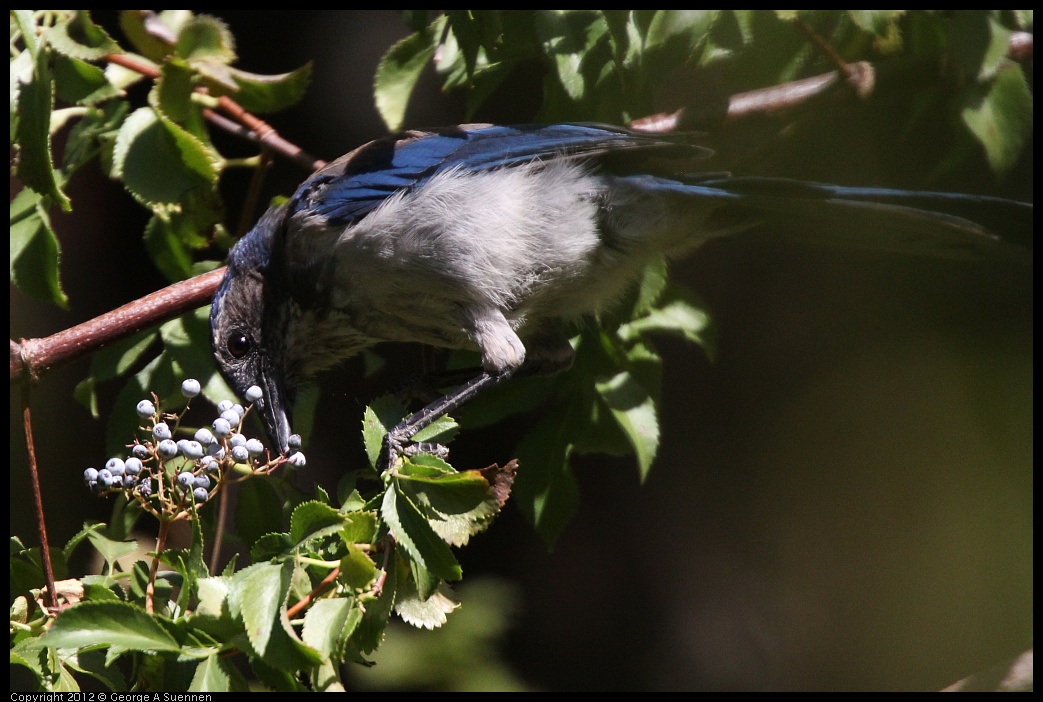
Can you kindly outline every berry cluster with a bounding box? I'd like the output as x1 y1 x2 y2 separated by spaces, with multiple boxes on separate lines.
83 379 305 516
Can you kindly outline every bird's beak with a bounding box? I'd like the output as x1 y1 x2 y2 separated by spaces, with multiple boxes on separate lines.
256 365 292 455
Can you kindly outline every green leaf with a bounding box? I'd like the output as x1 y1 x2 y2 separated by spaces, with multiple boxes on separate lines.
339 543 378 590
595 367 660 482
75 329 158 416
230 561 323 670
46 11 122 61
224 63 314 114
250 532 294 562
960 63 1033 175
61 100 129 177
394 580 460 630
62 523 106 564
194 576 233 620
618 285 715 353
642 10 717 55
112 107 218 209
362 396 407 469
351 554 396 655
85 529 140 571
175 15 237 64
14 44 72 211
513 400 581 547
118 11 176 63
10 187 68 308
154 61 198 125
534 10 610 101
411 414 459 445
382 483 462 581
53 54 120 105
289 500 346 546
142 214 194 281
40 601 181 652
397 464 502 546
188 653 241 692
302 597 362 659
340 511 379 545
62 648 129 692
374 19 442 131
951 11 1013 81
847 10 906 38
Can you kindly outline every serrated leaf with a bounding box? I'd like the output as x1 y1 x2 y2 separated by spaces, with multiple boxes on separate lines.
411 414 460 445
154 61 197 124
250 532 295 562
340 511 379 545
15 44 72 210
230 560 322 671
10 187 68 308
41 601 181 652
46 11 122 61
394 580 460 630
302 597 362 659
351 555 396 655
85 529 141 571
62 523 105 564
188 654 232 692
382 484 462 581
397 466 502 546
52 54 120 106
289 501 346 546
340 543 378 590
374 19 442 132
112 107 218 209
960 63 1033 175
118 11 176 63
362 396 407 468
195 576 232 619
175 15 237 64
223 63 313 114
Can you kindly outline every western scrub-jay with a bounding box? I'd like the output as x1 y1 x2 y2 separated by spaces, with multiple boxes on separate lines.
210 123 1031 456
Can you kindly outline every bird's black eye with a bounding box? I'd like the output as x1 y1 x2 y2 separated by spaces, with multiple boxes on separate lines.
227 332 250 359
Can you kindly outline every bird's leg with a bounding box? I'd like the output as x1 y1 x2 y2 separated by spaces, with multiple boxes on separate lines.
380 369 512 471
381 307 537 470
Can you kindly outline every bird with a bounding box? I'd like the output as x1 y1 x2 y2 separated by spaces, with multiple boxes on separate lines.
210 122 1031 457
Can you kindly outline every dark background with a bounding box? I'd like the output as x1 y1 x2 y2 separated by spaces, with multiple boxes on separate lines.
10 11 1032 691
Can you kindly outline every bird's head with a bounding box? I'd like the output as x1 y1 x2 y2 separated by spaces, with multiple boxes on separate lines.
211 205 295 454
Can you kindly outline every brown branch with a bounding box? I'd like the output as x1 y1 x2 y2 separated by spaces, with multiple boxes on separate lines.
286 566 342 619
12 267 225 384
632 23 1029 134
21 383 57 612
630 63 874 132
104 53 324 172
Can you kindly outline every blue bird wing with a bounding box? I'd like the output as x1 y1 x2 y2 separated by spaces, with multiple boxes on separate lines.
289 123 709 226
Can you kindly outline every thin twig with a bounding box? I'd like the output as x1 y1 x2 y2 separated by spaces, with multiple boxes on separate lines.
286 566 341 619
21 383 57 612
146 517 171 615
